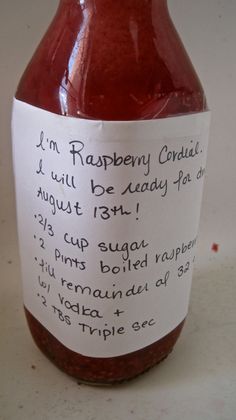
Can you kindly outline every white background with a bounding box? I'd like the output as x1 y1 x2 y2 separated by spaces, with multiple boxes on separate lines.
0 1 236 419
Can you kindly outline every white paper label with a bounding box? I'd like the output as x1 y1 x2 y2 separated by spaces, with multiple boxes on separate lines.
12 99 210 357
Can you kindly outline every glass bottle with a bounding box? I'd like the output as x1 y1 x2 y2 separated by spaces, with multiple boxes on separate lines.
13 0 209 384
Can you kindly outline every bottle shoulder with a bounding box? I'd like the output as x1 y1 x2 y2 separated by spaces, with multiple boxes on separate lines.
16 4 207 120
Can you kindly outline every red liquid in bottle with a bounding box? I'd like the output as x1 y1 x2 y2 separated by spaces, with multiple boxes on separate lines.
15 0 207 383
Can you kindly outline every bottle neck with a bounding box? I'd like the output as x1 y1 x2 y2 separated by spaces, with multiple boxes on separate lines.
57 0 170 45
59 0 168 17
61 0 167 6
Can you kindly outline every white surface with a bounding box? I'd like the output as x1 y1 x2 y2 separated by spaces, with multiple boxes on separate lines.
0 1 236 419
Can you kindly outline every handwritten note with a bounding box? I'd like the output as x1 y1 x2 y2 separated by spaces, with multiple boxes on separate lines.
12 99 210 357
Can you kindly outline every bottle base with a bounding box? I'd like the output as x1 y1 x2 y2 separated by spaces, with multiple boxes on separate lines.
76 353 171 386
25 308 185 385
